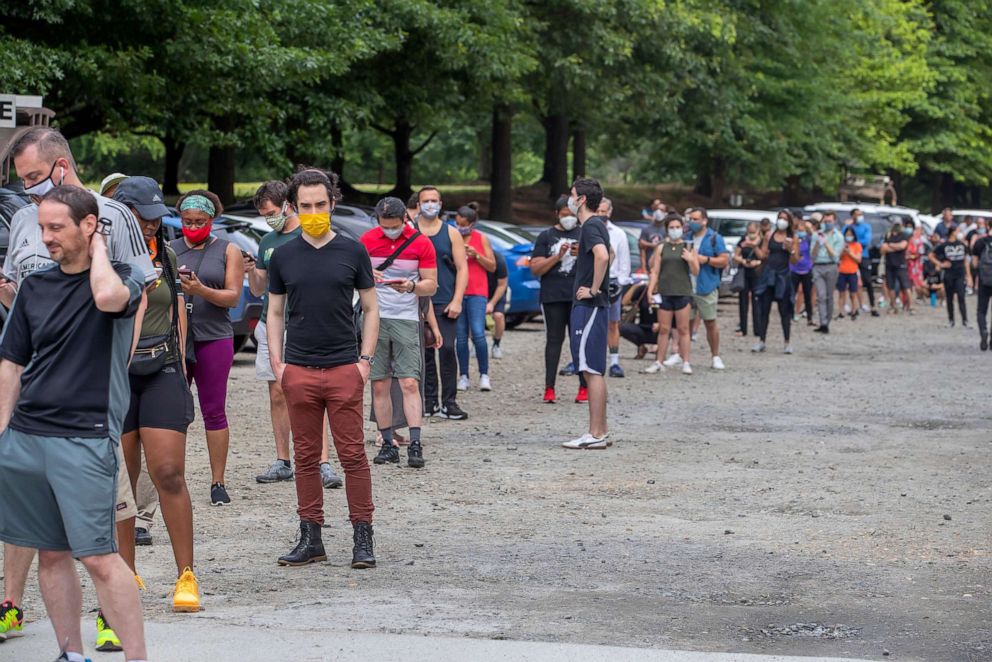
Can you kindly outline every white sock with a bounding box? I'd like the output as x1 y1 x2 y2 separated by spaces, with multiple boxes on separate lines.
65 653 86 662
610 352 619 366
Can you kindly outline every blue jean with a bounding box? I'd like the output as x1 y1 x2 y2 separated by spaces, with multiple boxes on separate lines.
456 295 489 377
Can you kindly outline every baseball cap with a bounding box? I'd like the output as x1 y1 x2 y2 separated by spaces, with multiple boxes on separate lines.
99 172 128 196
112 176 169 220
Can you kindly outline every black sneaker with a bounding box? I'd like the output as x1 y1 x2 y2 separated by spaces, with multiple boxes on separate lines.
407 441 425 468
210 482 231 506
424 402 440 417
982 335 989 351
135 527 152 546
870 309 880 317
373 444 400 465
351 521 376 569
438 403 468 420
558 362 577 376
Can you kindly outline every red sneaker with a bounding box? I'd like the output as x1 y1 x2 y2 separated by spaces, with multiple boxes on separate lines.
543 386 556 403
575 386 589 403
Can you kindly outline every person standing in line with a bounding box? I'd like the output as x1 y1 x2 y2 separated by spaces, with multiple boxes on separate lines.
597 197 633 378
0 186 148 662
0 128 155 651
734 221 763 337
930 224 971 328
810 211 844 333
907 223 927 300
640 198 664 223
530 196 584 404
170 190 244 506
880 221 913 315
790 215 815 326
836 226 863 321
562 177 612 450
113 176 200 613
638 207 666 275
362 197 437 469
851 208 879 317
681 207 727 370
487 249 509 359
753 210 800 354
417 186 470 420
970 228 992 350
248 181 343 489
643 214 698 375
267 168 379 569
453 204 497 392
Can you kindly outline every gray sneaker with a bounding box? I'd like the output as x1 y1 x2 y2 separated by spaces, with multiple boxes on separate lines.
255 460 293 484
320 462 343 489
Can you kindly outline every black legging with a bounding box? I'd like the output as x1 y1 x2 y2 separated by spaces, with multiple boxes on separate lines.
944 271 968 324
542 301 586 389
791 271 813 319
977 284 992 336
738 268 759 335
756 286 793 343
859 258 876 308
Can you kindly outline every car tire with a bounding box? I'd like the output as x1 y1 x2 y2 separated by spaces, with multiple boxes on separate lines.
505 314 528 329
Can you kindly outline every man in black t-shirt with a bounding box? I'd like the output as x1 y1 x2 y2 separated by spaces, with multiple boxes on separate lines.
0 186 146 660
266 168 380 570
930 225 971 328
880 222 912 313
563 177 612 450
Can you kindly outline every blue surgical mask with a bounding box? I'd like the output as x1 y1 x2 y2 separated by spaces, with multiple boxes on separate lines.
688 221 702 234
797 231 808 239
420 201 441 218
381 225 404 240
24 161 65 199
824 223 835 232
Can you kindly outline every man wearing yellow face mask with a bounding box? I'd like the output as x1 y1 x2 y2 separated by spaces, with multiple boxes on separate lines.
266 168 381 569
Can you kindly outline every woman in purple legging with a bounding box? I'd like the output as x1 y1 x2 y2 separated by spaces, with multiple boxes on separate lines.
170 190 244 506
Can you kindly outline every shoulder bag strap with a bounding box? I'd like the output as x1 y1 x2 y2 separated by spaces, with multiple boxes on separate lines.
378 231 422 272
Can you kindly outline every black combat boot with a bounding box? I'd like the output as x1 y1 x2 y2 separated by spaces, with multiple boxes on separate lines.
277 520 327 566
351 521 376 569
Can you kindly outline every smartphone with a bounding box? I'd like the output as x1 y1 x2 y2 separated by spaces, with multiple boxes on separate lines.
377 278 407 285
178 266 193 277
241 250 255 262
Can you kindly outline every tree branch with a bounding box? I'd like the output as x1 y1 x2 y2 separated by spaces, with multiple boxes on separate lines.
411 130 439 156
371 122 395 137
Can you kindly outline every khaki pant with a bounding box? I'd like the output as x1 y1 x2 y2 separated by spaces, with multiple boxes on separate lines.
135 462 159 530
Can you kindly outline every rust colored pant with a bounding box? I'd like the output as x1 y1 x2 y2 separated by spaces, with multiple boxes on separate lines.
281 363 374 525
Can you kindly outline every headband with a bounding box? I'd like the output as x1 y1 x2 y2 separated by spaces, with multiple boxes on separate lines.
179 195 216 218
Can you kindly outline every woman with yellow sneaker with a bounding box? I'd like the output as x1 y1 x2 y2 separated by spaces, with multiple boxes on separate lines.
114 177 201 614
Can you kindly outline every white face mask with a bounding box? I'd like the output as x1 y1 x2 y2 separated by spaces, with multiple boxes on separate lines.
776 219 789 231
381 225 404 240
668 228 683 241
420 201 441 218
24 162 65 199
567 195 582 215
559 215 578 231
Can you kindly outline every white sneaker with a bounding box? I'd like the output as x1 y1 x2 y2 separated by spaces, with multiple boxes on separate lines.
562 433 611 450
690 332 699 342
662 353 683 367
457 375 470 391
784 345 794 355
642 361 664 374
479 375 492 391
711 356 726 370
492 344 503 359
751 342 766 353
682 362 693 375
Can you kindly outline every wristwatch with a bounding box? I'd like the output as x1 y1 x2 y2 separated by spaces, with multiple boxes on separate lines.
360 355 376 366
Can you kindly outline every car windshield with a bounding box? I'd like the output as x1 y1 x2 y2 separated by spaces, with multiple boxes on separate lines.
713 219 752 238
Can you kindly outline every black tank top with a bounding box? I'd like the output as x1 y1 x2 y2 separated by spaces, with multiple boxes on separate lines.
766 237 790 272
422 222 455 305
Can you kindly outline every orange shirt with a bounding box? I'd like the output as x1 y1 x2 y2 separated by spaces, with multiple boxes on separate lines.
839 242 862 274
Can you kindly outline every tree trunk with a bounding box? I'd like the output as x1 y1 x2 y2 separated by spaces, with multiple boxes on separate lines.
710 157 727 203
490 104 513 222
572 126 586 181
391 118 414 201
540 117 554 184
330 125 345 177
479 126 492 182
781 174 801 207
548 114 570 198
207 116 236 205
941 172 955 209
162 133 185 196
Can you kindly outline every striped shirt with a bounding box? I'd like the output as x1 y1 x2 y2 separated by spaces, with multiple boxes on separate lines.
360 224 437 321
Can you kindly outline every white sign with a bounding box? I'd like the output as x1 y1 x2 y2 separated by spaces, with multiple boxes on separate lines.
0 95 14 129
0 95 44 129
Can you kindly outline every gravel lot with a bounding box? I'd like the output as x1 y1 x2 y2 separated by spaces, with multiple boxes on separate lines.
7 297 991 661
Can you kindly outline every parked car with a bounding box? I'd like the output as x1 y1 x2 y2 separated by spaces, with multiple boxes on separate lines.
473 220 542 327
223 203 376 243
162 214 263 352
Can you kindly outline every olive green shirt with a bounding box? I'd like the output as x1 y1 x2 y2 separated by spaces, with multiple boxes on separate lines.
656 241 693 297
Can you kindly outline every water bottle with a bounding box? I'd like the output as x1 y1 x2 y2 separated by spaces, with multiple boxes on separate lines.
930 292 938 307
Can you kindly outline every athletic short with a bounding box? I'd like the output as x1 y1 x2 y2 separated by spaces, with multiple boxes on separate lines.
608 297 622 322
659 295 692 312
694 290 719 321
837 273 859 292
371 318 423 381
0 428 120 557
492 296 507 315
886 267 911 294
254 321 276 381
569 304 608 376
124 361 195 434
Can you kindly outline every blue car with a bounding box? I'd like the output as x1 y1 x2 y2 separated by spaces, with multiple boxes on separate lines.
162 214 263 352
